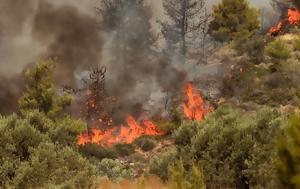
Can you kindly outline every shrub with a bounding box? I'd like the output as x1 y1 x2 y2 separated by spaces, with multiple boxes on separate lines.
265 39 291 60
189 106 286 188
149 148 178 181
114 143 135 157
168 159 206 189
78 143 118 159
173 122 197 146
134 136 156 152
277 113 300 188
96 158 134 181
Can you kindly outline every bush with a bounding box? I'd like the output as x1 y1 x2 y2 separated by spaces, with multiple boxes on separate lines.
149 148 178 181
277 113 300 188
79 143 118 159
96 158 134 181
188 106 286 188
114 143 135 157
234 34 266 64
265 39 291 60
173 122 197 146
168 159 206 189
134 136 156 152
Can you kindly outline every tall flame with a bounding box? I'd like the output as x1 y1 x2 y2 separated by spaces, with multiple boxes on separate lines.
268 8 300 35
183 83 211 121
77 116 164 146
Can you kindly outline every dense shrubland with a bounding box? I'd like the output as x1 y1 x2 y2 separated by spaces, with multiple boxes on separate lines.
2 0 300 188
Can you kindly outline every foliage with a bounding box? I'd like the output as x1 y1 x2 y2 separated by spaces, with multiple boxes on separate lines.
19 59 72 119
79 143 118 160
168 159 206 189
277 112 300 188
209 0 260 43
134 136 156 152
265 39 291 61
0 115 97 189
234 34 266 64
149 148 178 181
95 158 134 181
172 106 286 188
114 143 136 157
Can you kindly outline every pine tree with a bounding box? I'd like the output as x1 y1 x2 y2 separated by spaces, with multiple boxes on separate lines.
161 0 208 64
209 0 260 43
19 59 72 119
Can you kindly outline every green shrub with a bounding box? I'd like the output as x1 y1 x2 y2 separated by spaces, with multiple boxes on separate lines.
277 113 300 188
293 36 300 51
114 143 135 157
173 122 197 146
265 39 291 60
149 148 178 181
96 158 134 181
234 34 266 64
78 143 118 159
168 159 206 189
134 136 156 152
188 106 286 188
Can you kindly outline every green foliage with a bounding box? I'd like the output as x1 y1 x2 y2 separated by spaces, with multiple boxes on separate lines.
234 34 266 64
134 136 156 152
114 143 135 157
0 115 97 189
209 0 260 42
168 159 206 189
19 59 72 119
265 39 291 61
79 143 118 159
172 106 286 188
293 36 300 51
277 113 300 188
149 148 178 181
173 122 197 146
95 158 134 181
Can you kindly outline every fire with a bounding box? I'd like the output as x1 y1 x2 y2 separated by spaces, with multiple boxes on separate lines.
77 116 164 146
268 8 300 35
183 83 211 121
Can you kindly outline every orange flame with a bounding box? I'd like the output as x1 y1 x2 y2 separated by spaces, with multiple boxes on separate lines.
268 8 300 35
77 116 164 146
183 83 211 121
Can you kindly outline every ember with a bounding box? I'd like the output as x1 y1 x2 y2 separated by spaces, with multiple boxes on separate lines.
183 83 211 121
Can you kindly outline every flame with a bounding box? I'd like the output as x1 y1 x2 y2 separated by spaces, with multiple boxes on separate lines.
183 83 211 121
268 8 300 35
77 116 164 146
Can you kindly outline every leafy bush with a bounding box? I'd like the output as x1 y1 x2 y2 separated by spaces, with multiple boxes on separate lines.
134 136 156 152
114 143 135 157
96 158 134 181
149 148 178 181
277 113 300 188
168 159 206 189
234 34 266 64
79 143 118 159
189 106 285 188
173 122 197 146
265 39 291 60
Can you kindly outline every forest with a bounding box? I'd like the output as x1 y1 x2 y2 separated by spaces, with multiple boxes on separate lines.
1 0 300 188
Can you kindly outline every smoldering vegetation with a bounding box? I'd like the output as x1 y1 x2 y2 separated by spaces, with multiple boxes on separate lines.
0 0 187 119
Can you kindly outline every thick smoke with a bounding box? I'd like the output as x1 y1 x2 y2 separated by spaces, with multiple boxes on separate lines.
32 1 103 86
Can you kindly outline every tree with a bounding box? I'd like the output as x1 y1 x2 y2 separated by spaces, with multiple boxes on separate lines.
209 0 260 43
19 59 72 119
277 113 300 189
161 0 208 64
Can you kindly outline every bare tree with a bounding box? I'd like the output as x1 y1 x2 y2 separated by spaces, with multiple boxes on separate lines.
161 0 209 64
